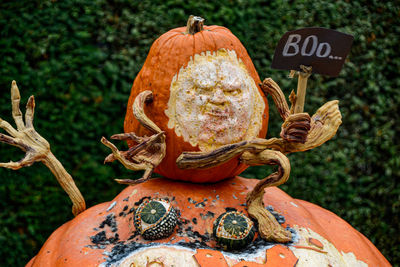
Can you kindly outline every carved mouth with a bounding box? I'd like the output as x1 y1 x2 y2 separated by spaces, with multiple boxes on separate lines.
205 110 229 118
204 105 230 118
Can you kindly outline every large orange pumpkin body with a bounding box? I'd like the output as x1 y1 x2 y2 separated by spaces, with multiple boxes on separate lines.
124 24 269 183
27 177 390 266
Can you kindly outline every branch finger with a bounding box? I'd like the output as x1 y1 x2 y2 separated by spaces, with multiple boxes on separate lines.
133 91 162 133
0 133 29 151
260 78 290 120
126 132 164 157
0 152 35 170
101 137 145 171
0 161 24 170
0 118 19 137
111 132 146 143
285 130 309 139
104 153 116 163
115 168 154 185
11 81 25 130
25 96 35 128
126 141 149 158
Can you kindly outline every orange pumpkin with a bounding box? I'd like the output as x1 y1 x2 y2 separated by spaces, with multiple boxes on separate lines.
26 177 390 266
124 16 269 183
25 17 390 267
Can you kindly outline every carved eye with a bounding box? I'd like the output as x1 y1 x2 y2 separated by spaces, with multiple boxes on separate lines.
196 86 213 96
134 198 178 240
230 88 241 96
224 88 241 96
213 211 255 250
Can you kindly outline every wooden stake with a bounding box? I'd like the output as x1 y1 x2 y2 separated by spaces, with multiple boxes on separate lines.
293 65 312 113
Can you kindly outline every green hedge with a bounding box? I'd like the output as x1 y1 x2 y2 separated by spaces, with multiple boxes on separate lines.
0 0 398 265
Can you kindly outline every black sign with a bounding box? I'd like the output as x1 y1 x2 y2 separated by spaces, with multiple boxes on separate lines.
271 27 353 77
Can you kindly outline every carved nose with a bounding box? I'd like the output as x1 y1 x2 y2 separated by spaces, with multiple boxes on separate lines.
210 88 226 104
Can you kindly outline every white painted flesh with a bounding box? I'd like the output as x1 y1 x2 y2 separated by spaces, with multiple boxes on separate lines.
106 227 368 266
165 49 265 152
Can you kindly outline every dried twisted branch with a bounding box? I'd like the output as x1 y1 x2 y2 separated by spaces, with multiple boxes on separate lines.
177 77 342 243
0 81 86 216
261 78 311 144
243 150 292 242
177 99 341 168
260 78 290 120
101 90 166 185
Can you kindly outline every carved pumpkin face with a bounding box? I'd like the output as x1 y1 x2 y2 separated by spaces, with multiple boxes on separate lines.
165 49 265 152
124 19 269 182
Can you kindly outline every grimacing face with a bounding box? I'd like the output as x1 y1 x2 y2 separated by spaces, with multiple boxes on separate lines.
165 49 265 152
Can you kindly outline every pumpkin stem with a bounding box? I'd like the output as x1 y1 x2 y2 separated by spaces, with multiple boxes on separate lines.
186 15 204 35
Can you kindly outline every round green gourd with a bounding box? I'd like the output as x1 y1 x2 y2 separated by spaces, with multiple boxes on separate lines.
213 211 255 250
134 198 178 240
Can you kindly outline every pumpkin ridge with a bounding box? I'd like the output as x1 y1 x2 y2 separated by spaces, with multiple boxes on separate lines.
156 35 201 179
219 30 237 51
143 31 178 71
139 33 179 132
208 30 220 53
206 25 233 34
151 32 182 76
198 31 210 54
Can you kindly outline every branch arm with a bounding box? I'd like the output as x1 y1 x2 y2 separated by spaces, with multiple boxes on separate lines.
242 150 292 242
102 90 166 185
0 81 86 216
42 152 86 216
260 78 290 120
176 139 281 169
177 100 341 170
133 91 162 134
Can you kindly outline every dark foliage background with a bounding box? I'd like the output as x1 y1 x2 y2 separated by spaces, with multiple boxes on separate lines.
0 0 398 265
